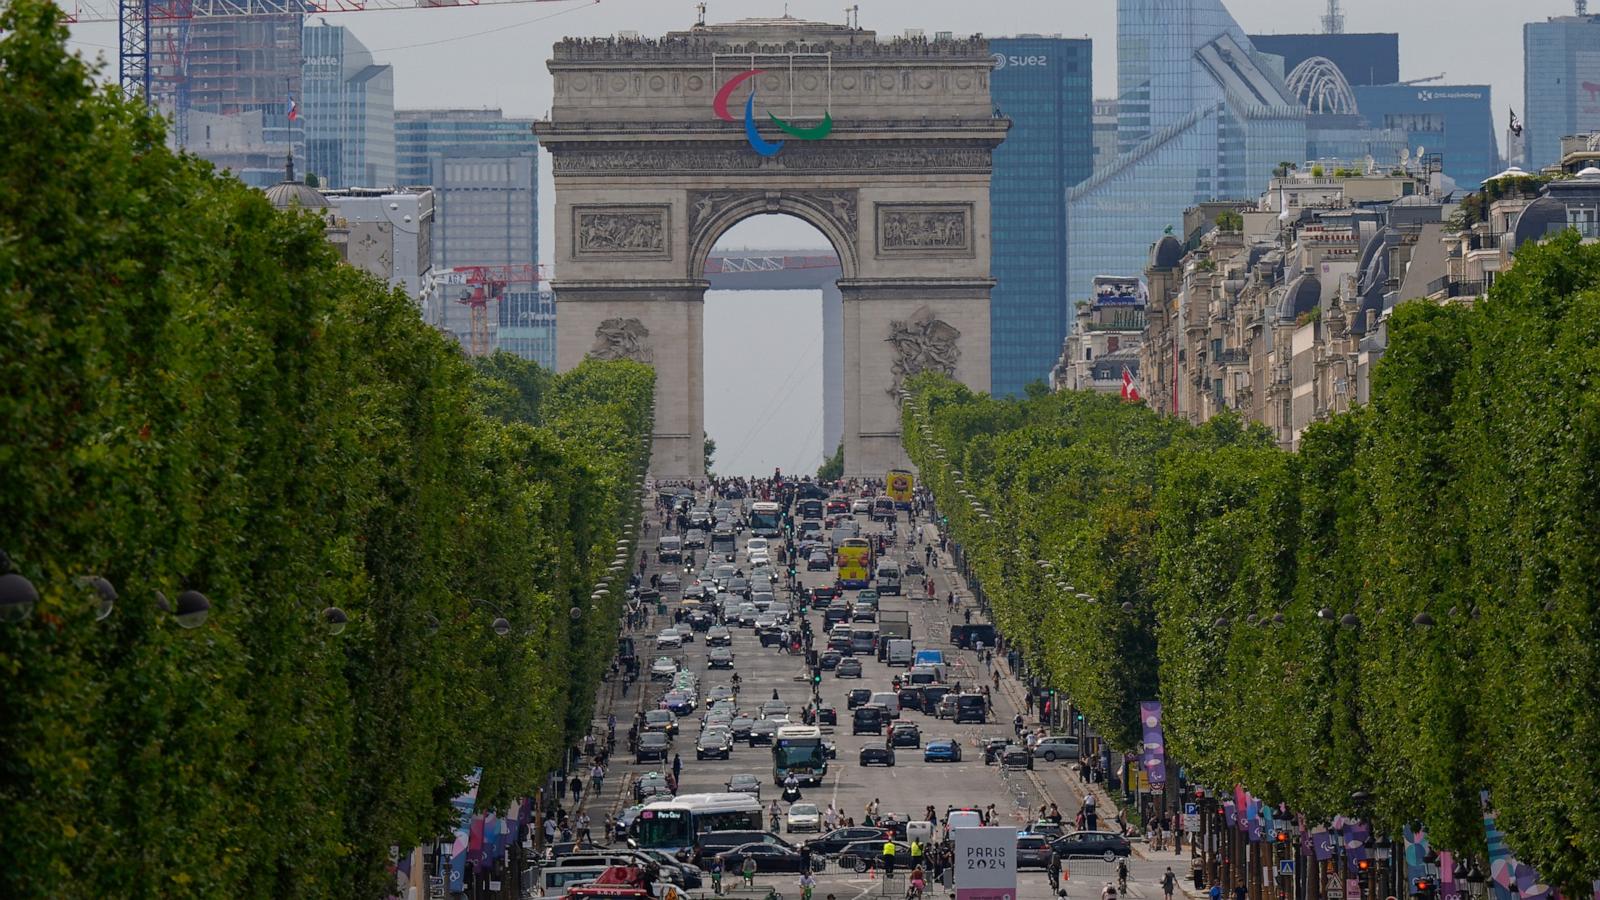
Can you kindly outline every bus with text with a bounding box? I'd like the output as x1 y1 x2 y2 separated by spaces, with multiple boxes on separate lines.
749 501 783 537
836 537 873 588
885 469 915 509
772 725 829 785
627 794 764 853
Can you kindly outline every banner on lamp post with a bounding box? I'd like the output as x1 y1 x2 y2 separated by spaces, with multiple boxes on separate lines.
1139 701 1166 786
954 827 1016 900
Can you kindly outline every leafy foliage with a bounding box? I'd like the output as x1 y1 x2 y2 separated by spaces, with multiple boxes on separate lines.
903 228 1600 890
817 442 844 481
0 4 653 896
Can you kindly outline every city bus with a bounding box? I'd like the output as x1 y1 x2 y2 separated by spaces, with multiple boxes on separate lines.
749 501 783 537
627 794 764 853
771 725 829 785
885 468 915 509
836 537 873 588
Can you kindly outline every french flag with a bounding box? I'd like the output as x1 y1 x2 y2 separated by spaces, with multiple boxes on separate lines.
287 93 298 122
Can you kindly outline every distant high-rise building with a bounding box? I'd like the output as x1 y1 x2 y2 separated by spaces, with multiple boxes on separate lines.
1524 14 1600 172
987 35 1094 396
497 288 558 370
302 23 395 189
1071 0 1304 305
395 110 540 357
1353 85 1497 187
1093 99 1119 171
157 14 304 188
1247 33 1400 86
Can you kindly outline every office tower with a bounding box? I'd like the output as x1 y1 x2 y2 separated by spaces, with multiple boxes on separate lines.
302 23 395 189
1070 0 1304 305
1093 98 1119 170
1353 85 1497 187
1524 13 1600 172
987 36 1094 396
1248 33 1400 87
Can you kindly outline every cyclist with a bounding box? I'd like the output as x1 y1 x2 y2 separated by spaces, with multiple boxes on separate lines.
769 800 782 832
1117 859 1128 893
908 866 926 900
800 870 817 900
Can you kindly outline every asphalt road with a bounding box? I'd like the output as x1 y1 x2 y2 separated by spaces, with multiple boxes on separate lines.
606 492 1193 900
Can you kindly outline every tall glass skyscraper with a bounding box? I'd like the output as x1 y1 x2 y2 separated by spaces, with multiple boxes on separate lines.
302 23 394 189
987 36 1093 396
1353 84 1497 187
1524 14 1600 172
1068 0 1304 305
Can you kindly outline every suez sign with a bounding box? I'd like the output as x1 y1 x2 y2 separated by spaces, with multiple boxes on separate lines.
954 827 1017 900
992 52 1049 70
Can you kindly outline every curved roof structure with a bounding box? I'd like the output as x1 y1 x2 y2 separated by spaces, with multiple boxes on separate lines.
1149 235 1185 270
1286 56 1358 116
1278 273 1321 323
1513 196 1566 249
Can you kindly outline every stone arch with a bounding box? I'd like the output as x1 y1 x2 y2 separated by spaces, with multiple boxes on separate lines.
687 191 859 280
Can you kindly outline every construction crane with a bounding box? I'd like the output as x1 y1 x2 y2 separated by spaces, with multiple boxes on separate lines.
1321 0 1344 35
1399 73 1447 86
451 264 539 357
54 0 594 113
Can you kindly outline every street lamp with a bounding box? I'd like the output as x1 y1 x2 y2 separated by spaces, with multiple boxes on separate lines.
174 590 211 629
323 607 349 636
1412 612 1435 627
1340 613 1360 629
0 570 39 623
77 575 117 621
1318 606 1337 622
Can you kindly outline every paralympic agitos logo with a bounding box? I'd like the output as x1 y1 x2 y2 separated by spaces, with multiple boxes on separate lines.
713 69 833 157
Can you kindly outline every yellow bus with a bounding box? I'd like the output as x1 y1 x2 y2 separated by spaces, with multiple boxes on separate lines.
837 538 873 589
885 468 915 509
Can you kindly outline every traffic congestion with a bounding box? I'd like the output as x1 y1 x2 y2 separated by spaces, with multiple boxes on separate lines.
531 474 1167 900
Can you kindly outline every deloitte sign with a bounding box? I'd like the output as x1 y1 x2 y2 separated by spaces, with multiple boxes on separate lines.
992 52 1049 69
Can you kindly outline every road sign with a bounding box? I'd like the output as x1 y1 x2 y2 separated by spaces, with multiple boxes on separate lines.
954 826 1017 900
1185 803 1200 833
1279 860 1295 875
1326 875 1344 899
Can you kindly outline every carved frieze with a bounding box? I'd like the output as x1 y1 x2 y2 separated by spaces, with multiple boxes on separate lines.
885 306 961 398
589 317 653 363
875 202 974 258
551 145 991 175
573 205 670 259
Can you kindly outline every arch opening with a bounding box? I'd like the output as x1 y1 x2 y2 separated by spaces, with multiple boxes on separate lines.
702 212 843 477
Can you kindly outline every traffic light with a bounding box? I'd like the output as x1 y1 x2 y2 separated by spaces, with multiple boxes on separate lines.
811 668 822 685
1357 859 1373 881
1412 878 1437 900
1274 830 1289 844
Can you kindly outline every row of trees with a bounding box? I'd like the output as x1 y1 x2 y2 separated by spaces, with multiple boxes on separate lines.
901 231 1600 892
0 3 654 896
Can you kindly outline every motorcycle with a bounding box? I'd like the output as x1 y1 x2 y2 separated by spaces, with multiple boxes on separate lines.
782 785 803 803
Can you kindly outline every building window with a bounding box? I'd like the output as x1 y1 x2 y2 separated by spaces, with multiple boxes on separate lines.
1107 336 1119 352
1085 348 1092 360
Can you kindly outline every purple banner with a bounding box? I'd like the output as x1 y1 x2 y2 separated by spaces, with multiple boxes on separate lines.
1246 796 1264 843
1344 821 1370 864
1439 852 1457 900
1403 825 1430 882
1485 792 1551 900
1224 801 1237 828
1235 785 1249 831
1139 702 1166 786
1311 827 1335 862
447 768 483 893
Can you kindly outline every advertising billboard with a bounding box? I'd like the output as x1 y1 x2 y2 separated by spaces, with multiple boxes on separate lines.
954 826 1017 900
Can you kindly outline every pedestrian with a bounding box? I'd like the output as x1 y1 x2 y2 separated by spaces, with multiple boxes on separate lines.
570 774 584 803
591 762 605 793
1208 883 1222 900
742 854 758 888
672 753 682 784
710 856 724 895
578 812 592 842
544 814 558 847
1162 868 1177 900
910 838 923 869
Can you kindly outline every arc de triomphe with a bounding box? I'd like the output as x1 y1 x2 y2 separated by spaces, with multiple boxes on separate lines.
536 16 1007 478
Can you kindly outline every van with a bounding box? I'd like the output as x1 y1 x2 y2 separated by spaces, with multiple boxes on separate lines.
852 705 886 734
954 694 988 724
948 623 997 650
875 563 902 596
656 536 682 564
850 625 880 656
869 691 901 719
886 638 915 667
946 810 983 831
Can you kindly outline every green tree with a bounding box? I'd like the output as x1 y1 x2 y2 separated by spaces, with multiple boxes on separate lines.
704 432 716 474
817 442 844 481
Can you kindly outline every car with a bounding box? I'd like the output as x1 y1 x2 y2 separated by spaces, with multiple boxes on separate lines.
1016 833 1054 869
858 740 896 766
702 711 734 732
696 728 734 760
805 827 894 857
660 571 683 593
729 716 755 740
851 607 877 623
924 739 963 762
904 557 925 576
749 549 771 567
758 628 787 648
687 610 715 631
934 694 959 720
635 732 671 764
650 657 679 680
815 705 838 726
683 529 707 550
851 498 872 514
953 694 989 724
1032 736 1081 762
643 709 678 736
633 771 673 802
708 647 736 669
663 691 697 715
835 658 864 678
657 537 683 563
785 802 822 833
715 843 818 874
655 629 683 649
819 650 842 670
846 688 873 709
838 840 911 873
760 700 788 718
980 737 1012 765
889 722 921 748
1028 820 1066 839
753 614 779 631
807 550 832 571
706 685 735 703
706 626 732 647
725 774 763 798
748 718 782 746
811 585 841 605
735 604 759 627
855 589 880 608
727 577 751 597
1050 830 1132 862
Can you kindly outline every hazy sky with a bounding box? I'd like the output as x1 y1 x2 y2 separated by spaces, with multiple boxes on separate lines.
65 0 1560 474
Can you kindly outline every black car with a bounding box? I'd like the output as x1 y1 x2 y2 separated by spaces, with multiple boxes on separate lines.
1050 830 1133 862
837 840 911 874
714 843 819 874
635 732 670 763
954 694 988 724
836 658 863 678
858 740 896 766
889 722 921 748
706 626 733 647
819 650 842 670
805 827 895 856
748 719 781 746
810 585 840 605
696 728 733 760
980 737 1012 765
1016 834 1054 869
684 528 707 549
806 550 832 571
708 647 735 669
815 705 838 726
823 606 852 628
845 688 873 709
692 830 791 866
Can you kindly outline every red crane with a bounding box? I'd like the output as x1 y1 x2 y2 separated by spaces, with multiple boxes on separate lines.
451 264 541 357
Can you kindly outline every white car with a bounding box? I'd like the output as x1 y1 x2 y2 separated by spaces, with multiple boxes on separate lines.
749 549 771 567
851 498 872 514
785 802 822 833
650 657 679 680
655 628 683 649
746 537 770 556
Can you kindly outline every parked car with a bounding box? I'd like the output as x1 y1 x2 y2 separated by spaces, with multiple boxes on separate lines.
1050 830 1132 862
785 802 823 833
924 739 963 762
836 658 864 678
724 774 763 799
858 740 896 766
